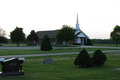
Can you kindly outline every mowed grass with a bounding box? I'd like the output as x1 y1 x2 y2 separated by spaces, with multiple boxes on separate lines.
0 52 120 80
1 43 120 47
0 43 77 47
93 44 120 47
0 43 28 47
0 48 119 56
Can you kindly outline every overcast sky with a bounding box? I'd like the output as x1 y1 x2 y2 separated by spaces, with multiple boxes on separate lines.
0 0 120 39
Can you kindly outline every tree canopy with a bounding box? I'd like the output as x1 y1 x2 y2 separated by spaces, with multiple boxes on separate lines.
55 25 76 45
0 27 6 37
0 36 8 43
27 30 39 45
110 25 120 46
10 27 25 46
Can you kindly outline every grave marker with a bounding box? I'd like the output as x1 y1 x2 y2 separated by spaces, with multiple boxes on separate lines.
0 58 25 77
43 58 53 64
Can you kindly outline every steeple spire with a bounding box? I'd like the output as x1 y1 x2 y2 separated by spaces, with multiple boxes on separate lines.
77 13 79 24
76 13 80 30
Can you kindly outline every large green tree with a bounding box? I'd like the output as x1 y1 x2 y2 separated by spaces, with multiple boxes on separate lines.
27 30 39 45
110 25 120 46
55 25 76 46
10 27 25 46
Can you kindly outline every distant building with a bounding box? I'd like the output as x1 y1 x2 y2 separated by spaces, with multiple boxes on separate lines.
36 30 58 45
75 14 89 45
36 14 89 45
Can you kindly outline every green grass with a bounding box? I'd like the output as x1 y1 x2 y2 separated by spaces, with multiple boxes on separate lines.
1 43 120 47
93 44 120 47
0 43 78 47
0 43 28 47
0 48 119 56
0 52 120 80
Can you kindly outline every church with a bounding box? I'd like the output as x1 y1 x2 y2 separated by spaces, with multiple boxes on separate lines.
36 14 89 45
75 14 89 45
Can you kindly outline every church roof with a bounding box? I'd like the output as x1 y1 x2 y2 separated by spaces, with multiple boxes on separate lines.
36 30 58 38
76 29 89 38
76 32 81 35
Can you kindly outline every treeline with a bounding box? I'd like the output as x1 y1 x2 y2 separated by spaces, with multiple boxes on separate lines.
91 39 120 44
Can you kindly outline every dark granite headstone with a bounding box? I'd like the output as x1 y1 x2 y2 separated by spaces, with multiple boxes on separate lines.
0 58 25 77
43 58 53 64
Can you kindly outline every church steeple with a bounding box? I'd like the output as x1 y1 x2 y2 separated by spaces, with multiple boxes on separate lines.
76 13 80 30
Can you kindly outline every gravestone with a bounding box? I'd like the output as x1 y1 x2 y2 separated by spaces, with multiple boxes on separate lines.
43 58 53 64
0 58 25 77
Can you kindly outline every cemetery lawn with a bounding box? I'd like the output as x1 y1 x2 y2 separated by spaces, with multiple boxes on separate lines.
93 44 120 47
0 48 119 55
0 43 77 47
0 43 28 47
0 52 120 80
1 43 120 47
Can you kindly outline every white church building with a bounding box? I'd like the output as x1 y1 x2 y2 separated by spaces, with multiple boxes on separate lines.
36 14 89 45
75 14 89 45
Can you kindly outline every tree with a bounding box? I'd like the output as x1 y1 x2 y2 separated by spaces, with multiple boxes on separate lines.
85 39 93 45
27 30 39 45
0 27 6 37
92 50 107 66
10 27 25 46
74 49 92 68
55 25 76 46
0 36 8 43
110 25 120 46
91 39 118 44
40 34 52 51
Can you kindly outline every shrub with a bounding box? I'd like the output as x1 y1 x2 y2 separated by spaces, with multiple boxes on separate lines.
73 43 81 45
92 50 107 66
84 43 93 45
74 49 92 68
85 39 93 45
40 34 52 51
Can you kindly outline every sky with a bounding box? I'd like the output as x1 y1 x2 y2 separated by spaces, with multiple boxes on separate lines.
0 0 120 39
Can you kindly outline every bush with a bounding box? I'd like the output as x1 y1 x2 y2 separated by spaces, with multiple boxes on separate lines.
92 50 107 66
74 49 92 68
85 43 93 45
73 43 81 45
85 39 93 45
40 34 52 51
